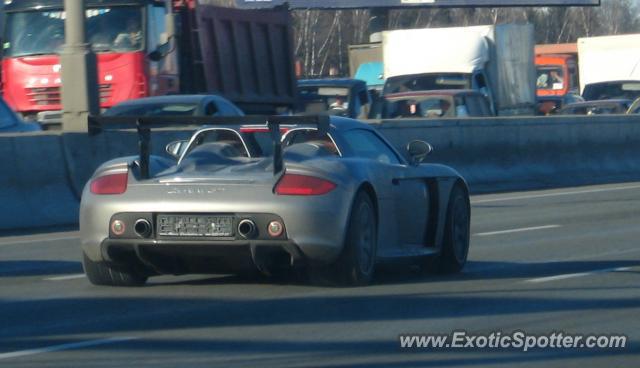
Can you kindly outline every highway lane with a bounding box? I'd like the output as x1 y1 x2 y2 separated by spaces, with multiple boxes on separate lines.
0 182 639 367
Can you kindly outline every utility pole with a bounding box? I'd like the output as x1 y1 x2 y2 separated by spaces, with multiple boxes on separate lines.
60 0 99 132
368 8 389 42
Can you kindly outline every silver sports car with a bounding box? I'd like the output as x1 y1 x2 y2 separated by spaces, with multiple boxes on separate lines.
81 115 470 286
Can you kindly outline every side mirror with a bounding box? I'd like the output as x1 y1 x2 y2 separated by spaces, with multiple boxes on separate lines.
166 140 189 159
148 38 173 62
147 50 162 62
407 140 433 165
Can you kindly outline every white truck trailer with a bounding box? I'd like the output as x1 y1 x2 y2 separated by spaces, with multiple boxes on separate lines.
382 24 536 116
578 33 640 101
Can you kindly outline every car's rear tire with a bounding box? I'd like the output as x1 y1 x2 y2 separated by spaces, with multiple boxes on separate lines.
82 252 148 287
331 191 378 286
436 184 470 273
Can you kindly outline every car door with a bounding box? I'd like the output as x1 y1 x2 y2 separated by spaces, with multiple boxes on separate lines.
342 129 429 249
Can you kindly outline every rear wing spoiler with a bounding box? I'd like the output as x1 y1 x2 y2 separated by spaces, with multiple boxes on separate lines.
87 115 330 179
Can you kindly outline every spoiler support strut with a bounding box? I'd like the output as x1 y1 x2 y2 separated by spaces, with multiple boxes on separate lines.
136 119 151 179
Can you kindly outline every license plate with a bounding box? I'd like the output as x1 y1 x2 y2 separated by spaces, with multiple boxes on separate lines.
157 215 234 237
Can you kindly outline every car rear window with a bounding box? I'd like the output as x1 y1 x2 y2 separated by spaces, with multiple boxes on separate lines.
105 103 198 116
183 129 249 159
282 129 340 156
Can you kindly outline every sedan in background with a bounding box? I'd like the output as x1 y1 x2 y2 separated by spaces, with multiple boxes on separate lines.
104 95 245 117
0 97 40 132
382 90 493 119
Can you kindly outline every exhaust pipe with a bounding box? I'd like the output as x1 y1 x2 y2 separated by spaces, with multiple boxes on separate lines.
134 219 152 238
238 219 257 239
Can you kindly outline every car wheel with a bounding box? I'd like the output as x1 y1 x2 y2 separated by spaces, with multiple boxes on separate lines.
332 191 377 286
437 184 470 273
82 252 148 287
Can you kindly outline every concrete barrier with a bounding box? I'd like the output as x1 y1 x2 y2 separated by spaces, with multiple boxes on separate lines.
0 132 78 230
373 114 640 193
61 130 192 198
2 114 640 230
0 130 192 230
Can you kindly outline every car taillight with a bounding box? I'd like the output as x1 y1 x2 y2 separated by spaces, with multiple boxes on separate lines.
275 174 336 196
90 172 128 195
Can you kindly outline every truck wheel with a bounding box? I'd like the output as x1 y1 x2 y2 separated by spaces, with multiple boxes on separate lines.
332 191 377 286
437 185 470 273
82 252 147 287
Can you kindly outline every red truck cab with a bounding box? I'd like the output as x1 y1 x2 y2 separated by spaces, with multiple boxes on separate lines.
1 0 178 126
534 43 579 98
535 54 579 98
534 44 580 114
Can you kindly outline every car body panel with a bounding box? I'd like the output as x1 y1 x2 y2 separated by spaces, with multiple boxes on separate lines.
80 116 467 274
0 97 41 132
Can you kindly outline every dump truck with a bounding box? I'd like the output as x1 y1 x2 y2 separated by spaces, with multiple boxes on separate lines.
1 0 297 127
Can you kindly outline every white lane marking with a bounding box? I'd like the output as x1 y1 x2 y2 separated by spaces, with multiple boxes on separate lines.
472 184 640 204
0 236 79 246
526 267 632 284
474 225 561 237
0 337 138 360
44 274 86 281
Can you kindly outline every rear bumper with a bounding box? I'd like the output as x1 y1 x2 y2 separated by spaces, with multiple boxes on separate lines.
100 238 306 275
80 186 354 269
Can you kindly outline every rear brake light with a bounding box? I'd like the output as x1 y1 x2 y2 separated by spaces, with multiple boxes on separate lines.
90 172 128 195
275 174 336 196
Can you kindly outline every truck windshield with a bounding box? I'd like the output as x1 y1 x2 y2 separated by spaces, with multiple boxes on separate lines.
3 7 144 57
383 96 454 119
536 66 565 91
582 82 640 101
383 73 471 95
296 86 351 116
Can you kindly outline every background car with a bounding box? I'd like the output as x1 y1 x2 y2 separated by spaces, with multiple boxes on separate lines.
296 79 371 119
382 90 493 119
536 93 584 115
81 116 470 287
103 95 244 117
0 97 41 132
558 99 632 115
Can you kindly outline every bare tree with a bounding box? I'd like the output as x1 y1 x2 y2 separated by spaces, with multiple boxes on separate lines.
291 0 640 77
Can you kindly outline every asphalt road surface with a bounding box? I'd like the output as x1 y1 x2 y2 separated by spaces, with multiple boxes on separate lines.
1 182 639 367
